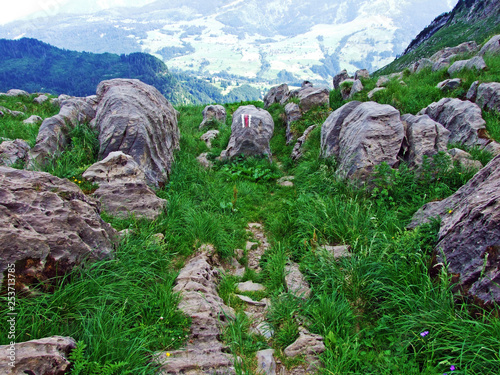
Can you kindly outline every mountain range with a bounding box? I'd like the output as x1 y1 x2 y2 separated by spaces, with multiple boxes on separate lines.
0 0 455 86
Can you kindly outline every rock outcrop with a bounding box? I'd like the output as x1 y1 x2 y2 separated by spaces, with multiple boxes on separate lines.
284 327 326 373
23 115 43 124
5 89 29 97
418 98 486 146
264 84 289 108
0 139 30 167
474 82 500 112
83 151 167 220
437 78 461 91
333 69 351 90
448 56 487 75
298 86 329 112
155 251 235 374
220 105 274 160
479 34 500 56
430 41 478 62
0 336 76 375
401 114 450 167
94 79 180 188
28 98 96 168
199 105 227 129
0 167 117 290
34 94 49 104
408 154 500 305
285 261 311 299
354 69 370 80
291 125 316 161
321 101 404 180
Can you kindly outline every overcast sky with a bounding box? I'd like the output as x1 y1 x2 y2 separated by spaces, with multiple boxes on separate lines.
0 0 459 25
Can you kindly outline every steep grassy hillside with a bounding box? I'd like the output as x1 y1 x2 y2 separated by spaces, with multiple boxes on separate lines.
1 51 500 374
377 0 500 75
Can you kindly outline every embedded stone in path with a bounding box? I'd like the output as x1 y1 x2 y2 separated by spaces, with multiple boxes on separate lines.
285 262 311 299
257 349 277 375
236 294 268 306
246 222 271 271
319 245 351 259
277 176 295 187
197 152 213 168
201 129 220 148
284 327 326 373
156 251 235 374
237 280 266 292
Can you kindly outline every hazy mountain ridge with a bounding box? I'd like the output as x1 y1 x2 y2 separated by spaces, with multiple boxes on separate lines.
0 0 454 85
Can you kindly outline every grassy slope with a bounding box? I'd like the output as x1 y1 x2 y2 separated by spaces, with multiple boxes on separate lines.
1 50 500 374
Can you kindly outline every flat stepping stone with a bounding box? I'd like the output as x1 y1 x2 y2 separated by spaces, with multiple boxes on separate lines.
257 349 276 375
237 281 266 292
236 295 267 306
285 262 311 299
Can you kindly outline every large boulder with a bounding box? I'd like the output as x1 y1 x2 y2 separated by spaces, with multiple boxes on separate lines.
33 94 49 104
401 114 450 167
432 58 453 72
284 102 302 145
474 82 500 112
430 41 479 61
321 102 405 180
5 89 29 97
479 34 500 56
264 84 289 108
418 98 486 146
0 336 76 375
199 104 227 129
0 139 30 167
94 79 180 188
413 58 433 73
448 56 487 75
333 69 351 90
0 167 117 290
354 69 370 80
28 98 96 168
436 78 461 91
298 87 329 112
408 154 500 305
220 105 274 160
83 151 167 220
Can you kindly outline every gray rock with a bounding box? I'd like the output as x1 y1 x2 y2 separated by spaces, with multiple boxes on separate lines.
466 81 480 102
319 245 351 258
401 114 450 167
28 98 96 168
285 261 311 299
156 251 235 374
0 167 117 290
277 176 295 187
413 58 433 73
408 154 500 305
448 148 482 170
475 82 500 112
0 336 76 375
333 69 351 90
253 322 274 339
479 34 500 56
23 115 43 124
197 152 213 168
339 79 355 100
199 104 227 129
285 102 302 145
367 87 385 99
33 94 49 104
257 349 276 375
437 78 462 91
83 151 166 220
280 88 300 105
284 327 325 373
354 69 370 80
350 79 364 99
376 72 403 87
432 57 454 72
6 89 29 97
291 125 316 161
321 101 362 158
482 140 500 156
237 280 266 292
417 98 486 146
430 41 478 62
448 56 487 75
264 84 289 108
322 101 404 180
298 86 329 112
201 129 220 148
220 105 274 160
236 294 268 306
95 79 180 188
0 139 30 167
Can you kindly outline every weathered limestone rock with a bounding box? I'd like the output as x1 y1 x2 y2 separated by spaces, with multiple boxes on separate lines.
432 58 453 72
298 87 329 112
199 104 227 129
319 245 351 259
285 262 311 298
430 41 478 61
367 87 385 99
28 98 96 168
333 69 351 90
201 129 220 148
285 102 302 145
23 115 43 124
5 89 29 97
220 105 274 160
437 78 461 91
475 82 500 112
0 167 117 290
156 252 235 374
376 72 403 87
408 154 500 305
413 58 433 73
354 69 370 80
339 79 355 100
246 223 270 272
257 349 276 375
401 114 450 167
466 81 480 102
479 34 500 56
448 56 487 75
417 98 486 146
448 148 483 170
321 101 405 180
95 79 180 188
0 139 30 167
284 327 325 372
197 152 213 168
343 79 363 100
482 140 500 156
264 84 289 108
237 280 266 292
83 151 167 220
291 125 316 161
0 336 76 375
34 94 49 104
277 176 294 187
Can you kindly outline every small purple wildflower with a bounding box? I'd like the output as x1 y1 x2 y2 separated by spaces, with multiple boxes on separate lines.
450 365 456 371
420 330 429 337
